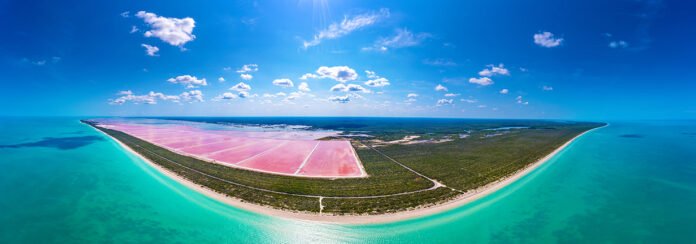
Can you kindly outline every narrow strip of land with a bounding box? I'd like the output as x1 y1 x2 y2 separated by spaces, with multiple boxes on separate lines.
86 120 604 224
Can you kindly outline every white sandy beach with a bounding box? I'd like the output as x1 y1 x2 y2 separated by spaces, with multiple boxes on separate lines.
92 125 604 224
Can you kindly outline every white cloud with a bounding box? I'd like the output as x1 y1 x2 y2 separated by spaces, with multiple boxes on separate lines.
468 77 494 86
120 11 130 18
328 95 351 103
330 83 371 93
130 26 139 33
436 99 453 106
298 82 311 92
478 64 509 77
272 78 294 87
364 77 390 87
407 93 418 98
461 98 478 103
276 92 287 97
365 70 378 79
238 91 253 98
534 31 563 48
435 84 448 92
516 95 529 105
167 75 207 88
136 11 196 47
218 77 225 82
328 93 362 104
500 88 509 94
609 40 629 48
542 85 554 91
110 90 199 105
141 44 159 56
444 93 460 97
222 66 232 71
236 64 258 73
240 73 253 80
363 28 431 52
303 8 390 48
313 66 358 82
179 90 204 102
219 92 237 100
299 73 319 80
230 82 251 92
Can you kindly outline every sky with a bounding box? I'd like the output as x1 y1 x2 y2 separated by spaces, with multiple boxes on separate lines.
1 0 694 119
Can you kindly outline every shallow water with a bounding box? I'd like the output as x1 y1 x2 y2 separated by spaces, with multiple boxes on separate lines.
1 118 695 243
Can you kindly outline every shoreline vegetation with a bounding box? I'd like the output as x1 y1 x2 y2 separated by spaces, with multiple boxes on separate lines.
83 119 604 224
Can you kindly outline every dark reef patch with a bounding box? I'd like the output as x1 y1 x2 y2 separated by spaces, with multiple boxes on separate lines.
0 136 104 150
619 134 643 138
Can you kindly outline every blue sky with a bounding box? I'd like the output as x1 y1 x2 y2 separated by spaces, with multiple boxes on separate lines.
1 0 694 119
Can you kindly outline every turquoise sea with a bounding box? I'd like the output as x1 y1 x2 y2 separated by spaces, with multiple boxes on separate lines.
1 118 695 243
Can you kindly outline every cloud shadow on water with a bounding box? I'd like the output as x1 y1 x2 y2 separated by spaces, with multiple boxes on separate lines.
0 136 104 150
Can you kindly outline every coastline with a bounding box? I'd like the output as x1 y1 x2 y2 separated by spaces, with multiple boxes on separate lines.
90 124 605 225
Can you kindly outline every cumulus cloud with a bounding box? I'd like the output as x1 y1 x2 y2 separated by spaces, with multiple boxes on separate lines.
237 91 253 98
461 98 478 103
303 66 358 82
444 93 460 97
365 70 378 79
407 93 418 98
436 99 453 106
109 90 201 105
130 26 139 33
298 82 311 92
478 64 509 77
328 95 352 103
218 77 225 82
218 92 237 100
299 73 319 80
330 83 371 93
120 11 130 18
272 78 294 87
362 70 390 87
167 75 207 88
303 8 390 48
609 40 629 48
534 31 563 48
500 88 509 94
364 77 390 87
468 77 494 86
363 28 431 52
240 73 253 80
141 44 159 56
516 95 529 105
236 64 258 73
230 82 251 92
179 90 204 102
435 84 448 92
542 85 554 91
136 11 196 47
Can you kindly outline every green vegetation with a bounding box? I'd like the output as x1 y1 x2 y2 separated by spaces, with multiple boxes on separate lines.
83 119 602 215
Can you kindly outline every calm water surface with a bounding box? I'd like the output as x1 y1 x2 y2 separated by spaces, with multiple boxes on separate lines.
1 118 695 243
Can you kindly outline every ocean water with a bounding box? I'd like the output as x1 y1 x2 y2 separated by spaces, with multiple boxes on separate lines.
1 118 695 243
